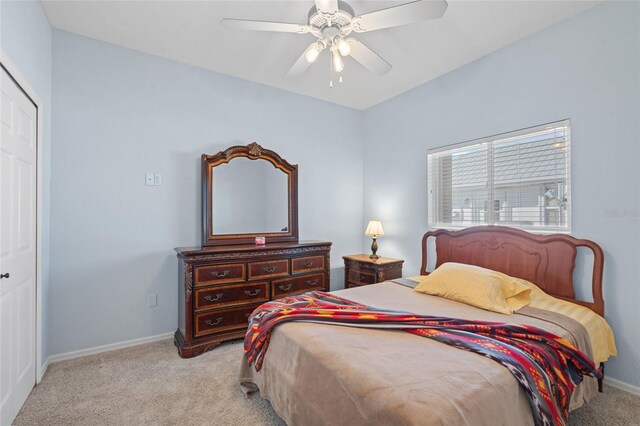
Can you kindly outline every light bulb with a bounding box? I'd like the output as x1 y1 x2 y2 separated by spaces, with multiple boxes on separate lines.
336 38 351 56
332 49 344 73
304 42 323 64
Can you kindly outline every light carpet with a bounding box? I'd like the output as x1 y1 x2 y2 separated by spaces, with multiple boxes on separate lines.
14 339 640 425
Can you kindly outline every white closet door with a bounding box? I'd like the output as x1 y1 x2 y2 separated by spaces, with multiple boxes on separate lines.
0 66 37 426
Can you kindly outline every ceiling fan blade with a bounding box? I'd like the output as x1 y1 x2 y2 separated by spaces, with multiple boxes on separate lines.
286 50 312 78
315 0 339 14
351 0 448 32
221 18 310 34
347 39 392 75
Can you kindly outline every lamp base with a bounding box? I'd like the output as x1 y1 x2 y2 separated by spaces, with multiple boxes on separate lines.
369 237 379 259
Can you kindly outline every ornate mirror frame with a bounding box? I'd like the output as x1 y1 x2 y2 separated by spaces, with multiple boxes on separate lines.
202 142 299 246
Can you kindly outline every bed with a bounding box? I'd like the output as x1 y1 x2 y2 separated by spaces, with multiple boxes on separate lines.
239 226 616 426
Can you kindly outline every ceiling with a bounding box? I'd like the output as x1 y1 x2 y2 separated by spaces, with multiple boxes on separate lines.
42 0 603 110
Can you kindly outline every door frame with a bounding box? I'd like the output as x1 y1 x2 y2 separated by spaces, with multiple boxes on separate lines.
0 49 45 384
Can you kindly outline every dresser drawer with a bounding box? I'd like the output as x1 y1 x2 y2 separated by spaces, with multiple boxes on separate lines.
348 269 376 285
194 281 269 311
291 255 325 274
248 259 290 280
194 263 246 286
194 304 259 338
272 273 325 298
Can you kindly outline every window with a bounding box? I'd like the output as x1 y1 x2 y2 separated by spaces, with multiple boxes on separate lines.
427 120 571 232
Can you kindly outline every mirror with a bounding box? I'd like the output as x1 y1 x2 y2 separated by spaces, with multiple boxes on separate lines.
211 157 289 234
202 142 298 246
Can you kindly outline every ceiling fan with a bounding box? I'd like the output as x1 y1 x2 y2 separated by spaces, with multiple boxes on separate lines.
221 0 448 85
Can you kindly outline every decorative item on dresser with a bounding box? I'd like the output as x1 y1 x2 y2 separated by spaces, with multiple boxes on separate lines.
175 142 331 358
343 254 403 289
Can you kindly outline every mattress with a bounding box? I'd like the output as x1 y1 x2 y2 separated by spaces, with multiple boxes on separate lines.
239 281 598 426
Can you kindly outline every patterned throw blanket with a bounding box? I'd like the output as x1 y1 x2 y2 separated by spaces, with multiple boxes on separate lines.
244 291 601 426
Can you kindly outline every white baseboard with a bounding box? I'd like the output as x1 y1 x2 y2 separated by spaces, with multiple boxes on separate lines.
46 331 175 365
604 377 640 396
37 357 50 384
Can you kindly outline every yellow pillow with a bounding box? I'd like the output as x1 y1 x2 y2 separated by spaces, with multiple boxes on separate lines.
516 279 617 363
413 262 531 314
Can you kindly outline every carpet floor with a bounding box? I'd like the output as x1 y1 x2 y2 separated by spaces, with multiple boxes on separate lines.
14 339 640 425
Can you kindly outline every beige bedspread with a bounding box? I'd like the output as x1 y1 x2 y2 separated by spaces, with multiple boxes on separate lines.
239 282 597 426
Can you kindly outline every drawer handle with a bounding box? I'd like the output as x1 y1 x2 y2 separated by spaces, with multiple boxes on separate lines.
204 293 223 302
262 265 278 273
212 270 230 278
304 262 314 268
306 279 320 287
204 317 224 327
244 289 262 297
278 284 292 291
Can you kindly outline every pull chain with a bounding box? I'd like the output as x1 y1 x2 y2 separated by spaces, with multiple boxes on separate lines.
329 48 334 88
328 45 343 88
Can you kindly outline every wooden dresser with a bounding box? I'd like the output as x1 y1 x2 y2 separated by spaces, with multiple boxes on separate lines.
175 241 331 358
343 254 404 289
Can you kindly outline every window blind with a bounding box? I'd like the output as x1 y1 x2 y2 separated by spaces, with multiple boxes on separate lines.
428 120 571 232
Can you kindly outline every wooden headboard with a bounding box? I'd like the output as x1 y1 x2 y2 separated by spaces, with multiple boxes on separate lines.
420 226 605 315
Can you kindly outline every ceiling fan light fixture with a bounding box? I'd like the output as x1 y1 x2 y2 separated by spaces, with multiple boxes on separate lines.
332 48 345 73
221 0 449 82
336 37 351 56
304 41 325 63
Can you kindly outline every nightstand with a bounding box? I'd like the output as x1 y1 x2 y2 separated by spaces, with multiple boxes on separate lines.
343 254 404 289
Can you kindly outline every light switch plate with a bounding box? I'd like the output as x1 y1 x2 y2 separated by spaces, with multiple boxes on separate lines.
145 173 155 186
147 293 157 307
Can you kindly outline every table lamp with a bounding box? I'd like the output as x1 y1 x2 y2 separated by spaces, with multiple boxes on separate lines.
365 220 384 259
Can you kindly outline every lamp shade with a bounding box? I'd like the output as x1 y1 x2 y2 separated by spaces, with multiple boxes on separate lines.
364 220 384 237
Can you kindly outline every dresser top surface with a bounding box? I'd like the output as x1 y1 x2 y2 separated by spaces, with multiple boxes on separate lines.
343 254 404 265
176 240 332 257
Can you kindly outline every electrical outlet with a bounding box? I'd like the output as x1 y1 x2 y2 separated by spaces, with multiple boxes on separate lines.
147 293 157 307
154 174 162 186
145 173 155 186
